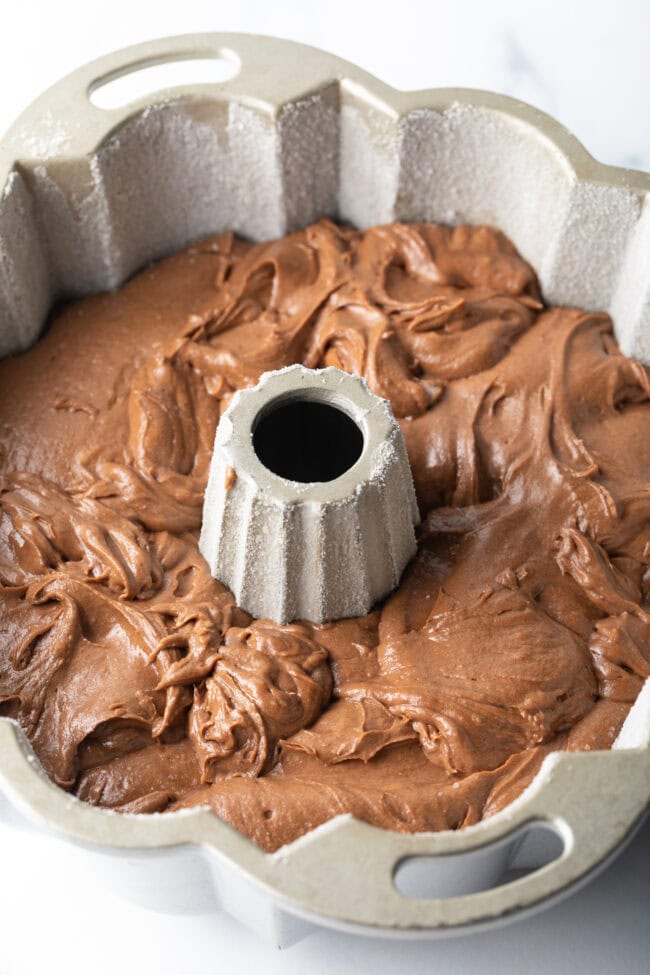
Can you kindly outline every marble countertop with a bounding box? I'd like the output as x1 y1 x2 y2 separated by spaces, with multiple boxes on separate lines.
0 813 648 974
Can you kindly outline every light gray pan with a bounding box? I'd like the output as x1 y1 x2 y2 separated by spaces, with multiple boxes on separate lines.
0 33 648 946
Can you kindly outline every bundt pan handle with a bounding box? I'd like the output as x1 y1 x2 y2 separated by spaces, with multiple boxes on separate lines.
0 31 336 152
1 33 650 942
0 716 648 940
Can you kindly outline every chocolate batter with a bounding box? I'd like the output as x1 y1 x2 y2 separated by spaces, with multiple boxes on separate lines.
1 220 649 851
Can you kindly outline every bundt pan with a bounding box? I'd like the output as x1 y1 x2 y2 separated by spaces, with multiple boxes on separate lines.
0 33 649 946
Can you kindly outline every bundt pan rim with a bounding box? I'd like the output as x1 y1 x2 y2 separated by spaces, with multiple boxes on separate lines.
0 33 649 943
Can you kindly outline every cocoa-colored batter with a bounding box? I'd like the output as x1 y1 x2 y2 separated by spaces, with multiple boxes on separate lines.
1 220 649 851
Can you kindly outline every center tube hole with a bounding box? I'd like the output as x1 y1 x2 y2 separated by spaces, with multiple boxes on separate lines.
253 398 364 483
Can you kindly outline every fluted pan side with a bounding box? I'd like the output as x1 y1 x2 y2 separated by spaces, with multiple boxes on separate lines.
1 34 649 361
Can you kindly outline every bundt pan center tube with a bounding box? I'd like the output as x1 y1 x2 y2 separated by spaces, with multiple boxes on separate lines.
0 33 649 945
200 364 419 624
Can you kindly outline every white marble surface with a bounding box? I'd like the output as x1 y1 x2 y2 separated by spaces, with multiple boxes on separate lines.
0 813 647 975
1 2 649 973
